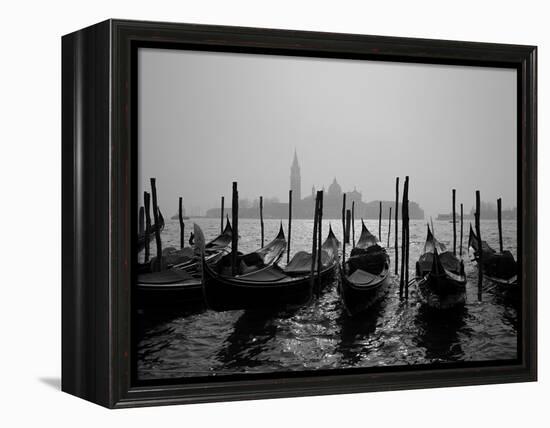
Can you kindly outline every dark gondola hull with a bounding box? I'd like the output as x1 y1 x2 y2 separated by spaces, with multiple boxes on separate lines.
136 221 235 308
340 222 390 316
417 272 466 310
202 226 340 312
136 282 204 310
136 249 229 309
203 264 337 312
340 268 390 316
416 226 467 310
469 224 518 288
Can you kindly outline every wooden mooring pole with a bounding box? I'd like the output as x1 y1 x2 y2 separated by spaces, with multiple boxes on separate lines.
388 207 392 248
150 178 163 272
399 178 407 298
460 203 464 256
346 209 351 245
231 182 239 276
404 177 410 299
260 196 264 248
179 197 184 249
342 194 348 244
452 189 457 255
378 201 382 242
144 192 151 262
287 190 293 263
316 191 324 295
497 198 503 253
475 190 483 300
342 195 347 266
139 206 145 236
310 192 320 294
351 201 356 248
220 196 225 234
394 177 399 275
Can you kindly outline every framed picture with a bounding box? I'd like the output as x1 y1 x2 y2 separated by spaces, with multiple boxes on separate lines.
62 19 537 408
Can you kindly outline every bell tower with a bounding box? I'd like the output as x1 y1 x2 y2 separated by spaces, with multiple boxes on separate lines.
290 149 301 202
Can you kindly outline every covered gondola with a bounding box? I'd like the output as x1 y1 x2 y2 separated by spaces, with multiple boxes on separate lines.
415 225 467 310
340 220 390 316
202 225 340 312
138 216 234 274
468 224 518 287
136 220 234 308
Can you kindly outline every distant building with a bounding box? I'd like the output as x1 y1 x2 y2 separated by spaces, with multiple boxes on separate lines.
469 202 517 220
290 149 301 202
206 152 425 219
436 202 517 221
170 203 188 220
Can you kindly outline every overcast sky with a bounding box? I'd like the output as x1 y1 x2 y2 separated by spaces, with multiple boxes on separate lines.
138 48 517 218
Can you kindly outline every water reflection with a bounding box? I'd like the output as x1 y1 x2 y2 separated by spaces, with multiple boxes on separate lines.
336 298 386 366
136 218 518 380
414 304 467 362
217 309 281 370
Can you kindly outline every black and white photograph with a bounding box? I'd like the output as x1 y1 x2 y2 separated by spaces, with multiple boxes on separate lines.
2 0 544 423
135 47 520 382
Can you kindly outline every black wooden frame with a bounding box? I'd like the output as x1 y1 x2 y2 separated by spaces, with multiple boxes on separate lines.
62 19 537 408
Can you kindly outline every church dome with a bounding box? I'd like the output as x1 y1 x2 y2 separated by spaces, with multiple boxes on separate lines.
349 187 361 199
328 177 342 196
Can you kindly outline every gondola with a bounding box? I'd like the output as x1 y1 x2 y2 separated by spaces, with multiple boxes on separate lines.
202 225 340 312
137 209 165 253
415 225 467 310
468 224 518 290
340 220 390 316
138 215 234 274
136 220 235 308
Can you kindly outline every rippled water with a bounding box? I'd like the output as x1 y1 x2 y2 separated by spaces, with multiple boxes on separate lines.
136 218 518 381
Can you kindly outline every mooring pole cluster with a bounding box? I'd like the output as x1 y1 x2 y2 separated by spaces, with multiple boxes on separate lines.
137 175 505 310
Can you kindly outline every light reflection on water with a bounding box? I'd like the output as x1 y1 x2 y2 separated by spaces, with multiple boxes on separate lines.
137 218 518 380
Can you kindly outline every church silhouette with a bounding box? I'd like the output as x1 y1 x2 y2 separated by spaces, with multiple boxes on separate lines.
206 151 424 220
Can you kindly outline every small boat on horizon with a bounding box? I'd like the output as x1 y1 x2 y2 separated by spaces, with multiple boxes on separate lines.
171 213 190 220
